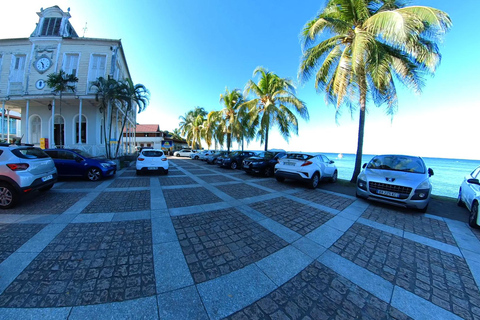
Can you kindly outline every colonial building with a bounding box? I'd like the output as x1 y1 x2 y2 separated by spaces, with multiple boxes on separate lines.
133 124 164 150
0 6 137 156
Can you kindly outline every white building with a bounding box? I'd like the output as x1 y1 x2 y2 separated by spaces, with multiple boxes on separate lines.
0 6 137 156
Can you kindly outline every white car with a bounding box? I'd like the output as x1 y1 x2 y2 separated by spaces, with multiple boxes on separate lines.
198 150 214 161
458 165 480 228
174 149 193 157
274 152 337 189
136 149 169 175
356 154 434 212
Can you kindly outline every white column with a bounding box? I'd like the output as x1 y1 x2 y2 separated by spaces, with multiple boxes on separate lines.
1 100 5 142
7 109 10 143
25 100 30 144
78 98 83 144
50 100 55 148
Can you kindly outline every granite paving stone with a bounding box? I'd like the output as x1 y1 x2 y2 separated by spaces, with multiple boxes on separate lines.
224 260 413 320
197 175 237 184
362 205 457 245
54 181 104 190
183 169 215 175
108 178 150 188
120 171 137 177
163 187 222 208
250 197 335 236
215 183 271 199
4 192 87 215
0 220 155 308
330 223 480 318
0 224 47 263
158 176 197 186
171 208 288 284
81 191 150 213
165 170 186 176
250 179 299 192
293 189 355 211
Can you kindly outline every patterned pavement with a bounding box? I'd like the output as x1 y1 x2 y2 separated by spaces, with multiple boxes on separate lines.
0 157 479 319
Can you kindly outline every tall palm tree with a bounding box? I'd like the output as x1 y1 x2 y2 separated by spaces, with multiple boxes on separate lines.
298 0 451 182
243 67 309 151
185 114 205 149
114 78 149 158
218 88 245 153
204 111 225 151
179 106 207 142
90 76 122 158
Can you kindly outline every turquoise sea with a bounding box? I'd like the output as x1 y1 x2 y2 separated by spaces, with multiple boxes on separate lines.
322 153 480 199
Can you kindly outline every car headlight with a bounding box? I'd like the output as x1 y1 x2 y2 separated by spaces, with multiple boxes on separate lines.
101 163 111 168
357 178 367 191
417 180 430 189
412 179 431 200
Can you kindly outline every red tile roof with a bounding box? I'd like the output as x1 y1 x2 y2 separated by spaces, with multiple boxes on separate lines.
135 124 160 133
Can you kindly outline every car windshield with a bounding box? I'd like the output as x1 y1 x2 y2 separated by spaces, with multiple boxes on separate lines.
12 147 50 159
286 153 313 161
367 155 425 173
143 150 163 157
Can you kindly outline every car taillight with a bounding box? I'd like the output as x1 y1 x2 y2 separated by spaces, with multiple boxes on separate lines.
301 161 313 167
138 158 145 161
7 163 29 171
161 158 167 161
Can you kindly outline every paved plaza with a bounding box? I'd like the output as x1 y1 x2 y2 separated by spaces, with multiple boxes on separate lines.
0 157 479 319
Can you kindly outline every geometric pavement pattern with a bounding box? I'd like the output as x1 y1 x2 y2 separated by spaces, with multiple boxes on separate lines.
0 157 478 320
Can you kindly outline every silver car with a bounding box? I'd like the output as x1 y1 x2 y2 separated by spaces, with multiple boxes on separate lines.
457 165 480 228
0 144 57 209
356 154 434 212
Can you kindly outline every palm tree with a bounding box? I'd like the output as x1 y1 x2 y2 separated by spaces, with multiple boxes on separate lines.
243 67 309 151
179 106 207 142
217 88 246 153
113 78 149 158
185 114 205 149
298 0 451 182
90 77 122 158
204 111 225 151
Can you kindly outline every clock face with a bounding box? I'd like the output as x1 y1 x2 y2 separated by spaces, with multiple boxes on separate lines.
35 79 46 90
35 57 51 73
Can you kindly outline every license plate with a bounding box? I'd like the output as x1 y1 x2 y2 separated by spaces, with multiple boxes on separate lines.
377 190 400 198
285 162 295 166
42 174 53 182
148 167 158 170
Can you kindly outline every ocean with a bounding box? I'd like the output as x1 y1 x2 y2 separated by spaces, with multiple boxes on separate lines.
323 153 480 199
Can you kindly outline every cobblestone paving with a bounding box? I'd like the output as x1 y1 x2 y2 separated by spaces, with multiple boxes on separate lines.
108 178 150 188
183 169 215 175
215 183 271 199
165 169 186 176
227 173 260 181
172 208 288 284
7 192 87 215
225 260 413 320
361 205 457 245
119 171 136 177
0 220 155 308
293 189 355 211
0 224 46 264
251 179 300 191
163 187 222 208
197 175 237 184
54 181 103 189
250 197 335 236
158 176 197 186
81 191 150 213
330 223 480 319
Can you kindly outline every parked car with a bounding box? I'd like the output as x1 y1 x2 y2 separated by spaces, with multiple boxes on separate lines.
136 149 169 175
199 150 215 161
190 150 211 160
457 165 480 228
275 152 337 189
356 154 433 212
44 148 117 181
0 143 57 209
218 151 256 169
243 149 287 177
173 148 193 157
206 151 228 165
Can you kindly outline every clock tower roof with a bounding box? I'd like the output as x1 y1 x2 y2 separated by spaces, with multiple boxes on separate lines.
31 6 78 38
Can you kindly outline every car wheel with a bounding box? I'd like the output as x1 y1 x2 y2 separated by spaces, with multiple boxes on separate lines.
330 170 338 183
230 162 238 170
164 169 169 175
87 168 101 181
275 176 285 182
39 184 54 192
264 167 273 177
309 172 320 189
0 183 18 209
176 154 180 157
469 202 479 229
457 188 465 207
194 156 199 160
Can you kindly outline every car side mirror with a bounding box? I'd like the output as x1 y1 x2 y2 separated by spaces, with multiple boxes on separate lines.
468 178 480 185
75 156 84 163
362 163 367 169
428 168 434 177
329 160 335 164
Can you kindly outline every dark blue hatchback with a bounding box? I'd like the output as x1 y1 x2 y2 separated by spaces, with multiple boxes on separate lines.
44 149 117 181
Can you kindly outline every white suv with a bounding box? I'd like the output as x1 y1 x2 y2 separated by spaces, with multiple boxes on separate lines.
136 149 169 175
0 144 58 208
173 149 193 157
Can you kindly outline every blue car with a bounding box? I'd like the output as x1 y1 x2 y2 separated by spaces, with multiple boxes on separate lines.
44 149 116 181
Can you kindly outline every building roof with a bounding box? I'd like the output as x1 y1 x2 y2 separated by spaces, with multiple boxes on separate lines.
135 124 160 133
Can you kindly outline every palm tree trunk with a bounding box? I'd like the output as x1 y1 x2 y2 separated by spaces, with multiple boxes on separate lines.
264 126 269 151
351 107 366 183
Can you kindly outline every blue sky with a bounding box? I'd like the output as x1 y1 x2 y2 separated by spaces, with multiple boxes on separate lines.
3 1 479 160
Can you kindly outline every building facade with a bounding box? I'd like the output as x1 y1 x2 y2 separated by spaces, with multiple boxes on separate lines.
0 6 136 156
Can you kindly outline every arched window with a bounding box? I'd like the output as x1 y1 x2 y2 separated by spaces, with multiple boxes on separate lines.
29 115 41 144
75 115 86 143
54 115 65 147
